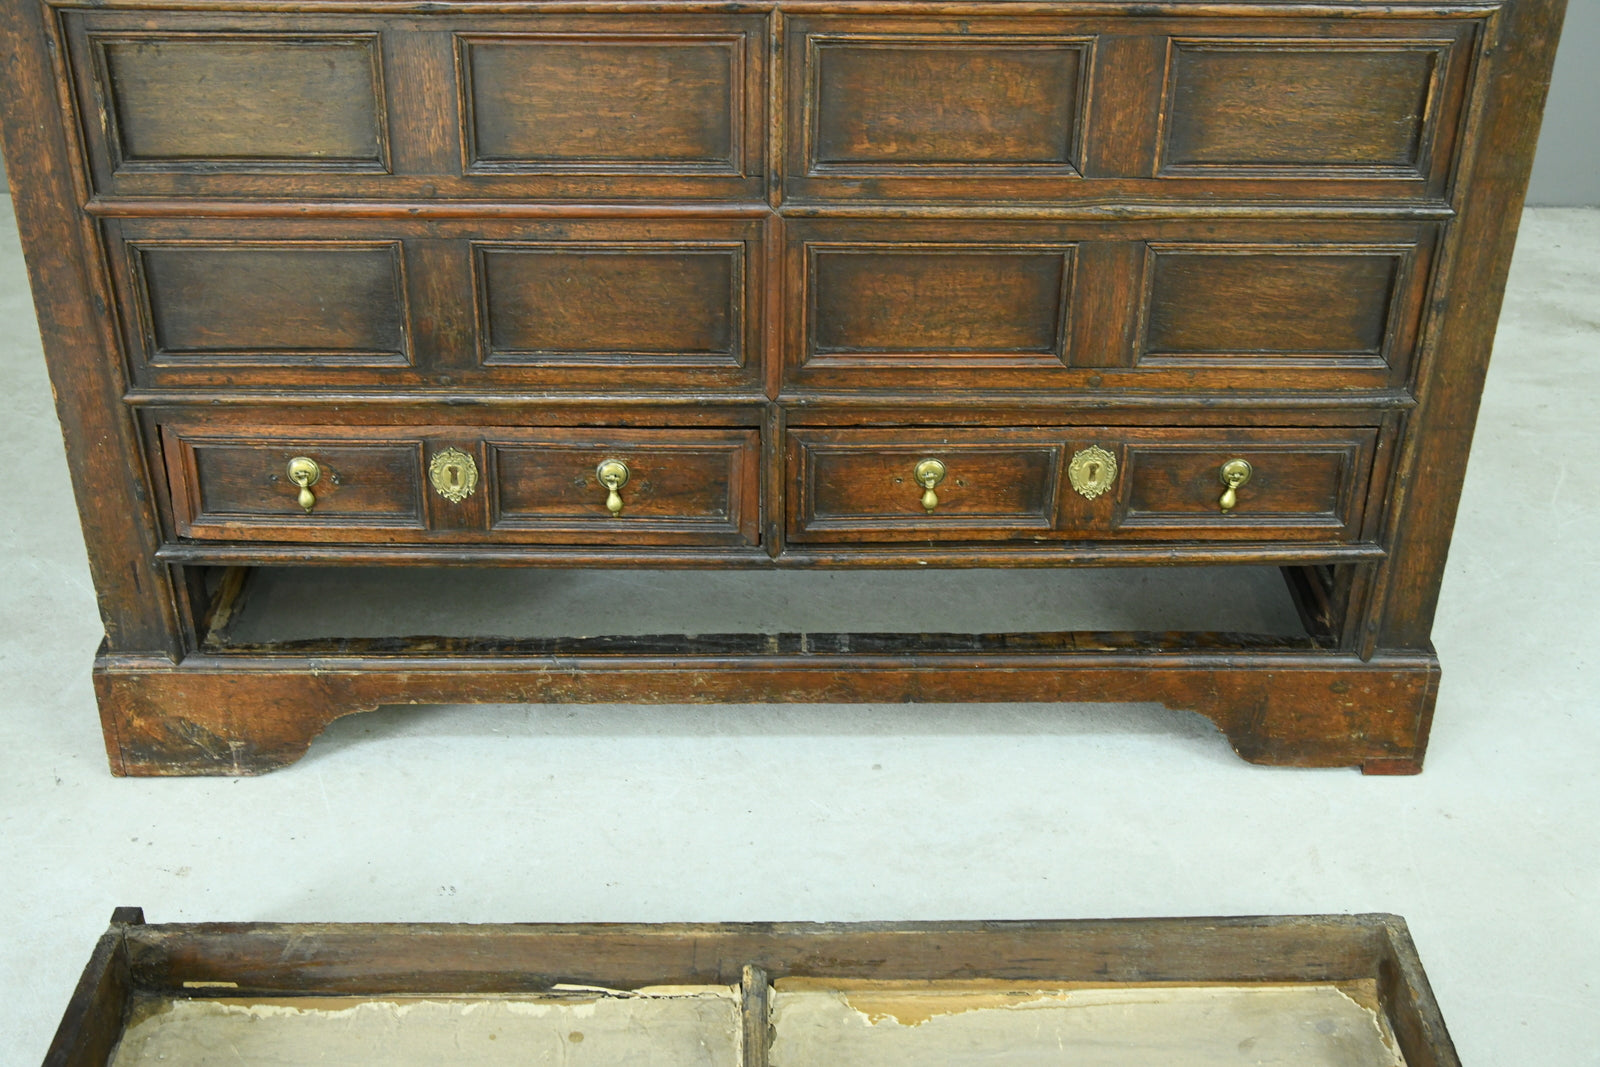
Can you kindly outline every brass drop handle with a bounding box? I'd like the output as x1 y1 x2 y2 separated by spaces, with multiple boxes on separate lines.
596 458 630 516
914 458 947 513
285 456 320 513
1218 459 1253 513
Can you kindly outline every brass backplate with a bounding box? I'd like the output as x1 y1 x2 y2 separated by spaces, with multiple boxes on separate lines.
428 448 478 503
1068 446 1118 500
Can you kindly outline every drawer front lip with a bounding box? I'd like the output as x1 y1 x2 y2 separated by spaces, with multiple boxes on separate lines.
159 423 762 547
786 426 1380 545
64 11 769 202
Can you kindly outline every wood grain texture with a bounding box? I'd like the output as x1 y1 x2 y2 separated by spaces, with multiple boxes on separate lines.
92 647 1440 776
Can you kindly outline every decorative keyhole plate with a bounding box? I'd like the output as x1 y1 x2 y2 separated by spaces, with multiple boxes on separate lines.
428 447 478 503
1068 445 1118 500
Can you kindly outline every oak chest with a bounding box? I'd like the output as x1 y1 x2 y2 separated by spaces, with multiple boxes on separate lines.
0 0 1566 774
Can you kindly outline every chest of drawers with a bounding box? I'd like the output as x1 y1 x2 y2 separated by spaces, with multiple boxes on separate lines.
0 0 1565 775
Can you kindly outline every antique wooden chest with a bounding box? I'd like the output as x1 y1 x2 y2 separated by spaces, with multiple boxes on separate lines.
0 0 1566 775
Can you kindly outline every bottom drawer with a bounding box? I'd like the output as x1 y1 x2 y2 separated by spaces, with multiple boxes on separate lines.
160 424 762 546
787 426 1380 544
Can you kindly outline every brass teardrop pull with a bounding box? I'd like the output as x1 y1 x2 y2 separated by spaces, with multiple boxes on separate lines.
597 459 630 516
914 458 947 513
285 456 320 513
1219 459 1253 513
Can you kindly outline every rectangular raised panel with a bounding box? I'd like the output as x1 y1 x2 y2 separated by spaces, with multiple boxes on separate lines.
1162 41 1448 176
807 35 1088 173
95 35 385 168
788 431 1061 542
166 433 425 540
807 246 1074 364
1117 431 1378 537
477 244 742 365
462 35 743 171
133 244 408 364
490 430 760 545
1140 246 1408 364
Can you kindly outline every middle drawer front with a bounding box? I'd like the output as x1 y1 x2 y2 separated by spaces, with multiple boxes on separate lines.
159 423 763 546
104 216 766 393
787 426 1381 544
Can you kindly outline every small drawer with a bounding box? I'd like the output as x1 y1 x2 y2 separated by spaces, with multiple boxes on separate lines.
486 428 761 545
160 423 762 547
161 429 428 543
787 427 1380 545
787 430 1063 542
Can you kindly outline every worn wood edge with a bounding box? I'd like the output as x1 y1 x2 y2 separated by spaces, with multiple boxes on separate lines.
92 646 1438 775
41 911 142 1067
1375 916 1462 1067
38 2 1511 17
154 542 1389 568
1369 0 1568 650
113 913 1405 991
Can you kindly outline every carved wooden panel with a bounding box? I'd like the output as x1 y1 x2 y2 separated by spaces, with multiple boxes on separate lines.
806 35 1088 171
1139 244 1416 367
91 34 387 170
805 244 1075 365
489 429 761 545
476 243 744 367
1162 40 1452 178
461 34 746 172
128 242 409 365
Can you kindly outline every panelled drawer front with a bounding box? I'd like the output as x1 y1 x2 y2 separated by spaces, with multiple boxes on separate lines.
161 424 761 546
786 14 1479 202
64 12 767 201
787 427 1379 544
105 217 765 392
487 429 761 545
787 220 1436 393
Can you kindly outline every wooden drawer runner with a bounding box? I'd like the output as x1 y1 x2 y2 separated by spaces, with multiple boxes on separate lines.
787 427 1380 544
160 425 761 546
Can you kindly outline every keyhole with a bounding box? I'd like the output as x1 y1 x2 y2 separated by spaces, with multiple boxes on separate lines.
1086 462 1099 481
447 465 460 488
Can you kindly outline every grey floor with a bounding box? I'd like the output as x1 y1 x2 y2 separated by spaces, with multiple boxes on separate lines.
1 197 1597 1065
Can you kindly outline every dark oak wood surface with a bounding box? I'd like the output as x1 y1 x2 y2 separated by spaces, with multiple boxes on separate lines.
0 0 1567 774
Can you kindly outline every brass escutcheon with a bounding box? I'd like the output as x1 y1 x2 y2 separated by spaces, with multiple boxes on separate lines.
1218 458 1253 513
285 456 320 513
429 448 479 503
914 458 947 513
597 459 630 516
1068 446 1117 500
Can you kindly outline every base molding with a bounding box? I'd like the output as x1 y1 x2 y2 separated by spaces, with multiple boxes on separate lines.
93 644 1440 777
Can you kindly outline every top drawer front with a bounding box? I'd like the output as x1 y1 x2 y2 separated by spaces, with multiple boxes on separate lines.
64 11 768 201
786 14 1480 203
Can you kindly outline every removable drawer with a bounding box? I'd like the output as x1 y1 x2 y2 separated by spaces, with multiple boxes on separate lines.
159 424 761 546
787 219 1437 394
785 14 1479 202
63 11 767 201
786 426 1380 544
104 216 766 393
